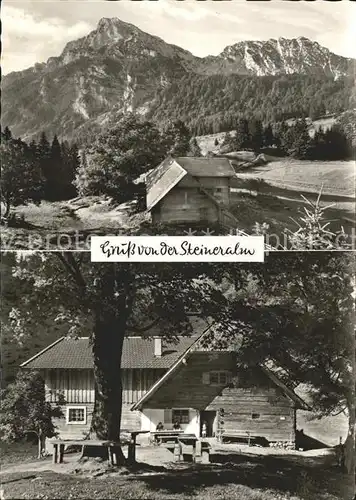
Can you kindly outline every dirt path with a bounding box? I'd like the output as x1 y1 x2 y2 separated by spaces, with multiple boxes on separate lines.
0 444 337 477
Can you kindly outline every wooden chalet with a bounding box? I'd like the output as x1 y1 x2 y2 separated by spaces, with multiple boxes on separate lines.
145 157 237 225
21 321 309 450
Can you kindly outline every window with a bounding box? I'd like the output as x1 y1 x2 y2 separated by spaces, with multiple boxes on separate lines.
251 413 260 420
209 371 230 385
67 406 87 424
172 409 190 424
215 188 222 193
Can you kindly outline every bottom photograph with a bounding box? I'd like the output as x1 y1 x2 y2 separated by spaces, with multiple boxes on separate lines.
1 251 355 500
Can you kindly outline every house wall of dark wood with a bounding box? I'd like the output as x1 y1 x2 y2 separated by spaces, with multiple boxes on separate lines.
151 175 230 225
143 353 296 443
152 186 219 224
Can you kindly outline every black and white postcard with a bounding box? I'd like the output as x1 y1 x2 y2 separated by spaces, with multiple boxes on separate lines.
0 1 355 499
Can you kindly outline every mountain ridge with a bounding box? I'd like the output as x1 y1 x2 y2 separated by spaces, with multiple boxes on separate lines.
2 17 354 141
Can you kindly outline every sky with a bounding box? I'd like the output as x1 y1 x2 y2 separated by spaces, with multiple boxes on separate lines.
2 0 356 75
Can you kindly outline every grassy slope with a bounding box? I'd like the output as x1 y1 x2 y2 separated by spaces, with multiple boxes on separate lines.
297 411 349 447
237 160 355 198
1 197 149 250
229 191 354 248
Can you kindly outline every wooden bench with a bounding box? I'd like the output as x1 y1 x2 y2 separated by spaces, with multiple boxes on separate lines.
150 430 184 445
219 432 267 446
162 434 211 463
51 431 149 465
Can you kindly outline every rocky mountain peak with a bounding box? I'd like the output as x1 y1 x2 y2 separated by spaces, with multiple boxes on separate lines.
2 20 354 141
213 36 351 77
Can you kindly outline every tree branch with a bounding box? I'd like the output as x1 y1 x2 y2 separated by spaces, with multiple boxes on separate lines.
330 405 347 417
127 316 161 333
56 252 87 292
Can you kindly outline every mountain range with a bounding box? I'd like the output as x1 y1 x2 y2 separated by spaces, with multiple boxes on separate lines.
2 17 354 142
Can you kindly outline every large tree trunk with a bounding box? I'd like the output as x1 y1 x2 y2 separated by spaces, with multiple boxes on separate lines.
1 198 11 219
90 314 126 464
90 317 123 440
344 328 355 476
37 430 45 459
344 392 355 475
343 419 355 475
89 266 135 465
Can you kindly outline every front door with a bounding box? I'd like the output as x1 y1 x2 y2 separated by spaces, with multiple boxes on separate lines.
200 411 216 437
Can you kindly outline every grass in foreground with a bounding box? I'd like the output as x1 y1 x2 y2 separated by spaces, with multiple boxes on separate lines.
1 451 353 500
0 441 39 467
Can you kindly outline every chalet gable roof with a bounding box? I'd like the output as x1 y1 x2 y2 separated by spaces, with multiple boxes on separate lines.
20 335 202 370
20 317 211 370
146 156 235 211
131 332 311 411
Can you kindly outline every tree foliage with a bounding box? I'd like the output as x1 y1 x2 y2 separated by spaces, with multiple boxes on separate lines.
0 370 64 458
0 130 43 219
188 137 202 157
285 190 351 250
214 253 355 473
75 114 166 203
164 119 191 157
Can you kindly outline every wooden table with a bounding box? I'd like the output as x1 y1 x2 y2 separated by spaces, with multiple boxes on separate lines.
127 430 150 464
151 430 184 445
159 433 211 463
51 431 150 465
51 439 114 464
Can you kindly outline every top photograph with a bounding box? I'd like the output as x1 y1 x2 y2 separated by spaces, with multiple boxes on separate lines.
1 0 355 251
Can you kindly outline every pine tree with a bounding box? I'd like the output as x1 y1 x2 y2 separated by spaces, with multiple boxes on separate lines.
187 137 202 157
324 126 350 160
61 142 79 199
234 118 250 150
263 124 275 148
2 126 12 141
1 132 43 219
38 132 51 200
292 119 313 159
164 119 191 156
47 135 63 200
249 119 263 152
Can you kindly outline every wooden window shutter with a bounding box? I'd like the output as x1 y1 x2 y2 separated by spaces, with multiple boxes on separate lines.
202 372 210 384
164 409 172 424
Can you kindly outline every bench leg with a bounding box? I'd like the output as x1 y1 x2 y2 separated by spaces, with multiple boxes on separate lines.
174 442 182 462
194 441 202 463
53 444 58 464
202 450 210 464
127 442 136 464
109 447 115 466
59 444 65 463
